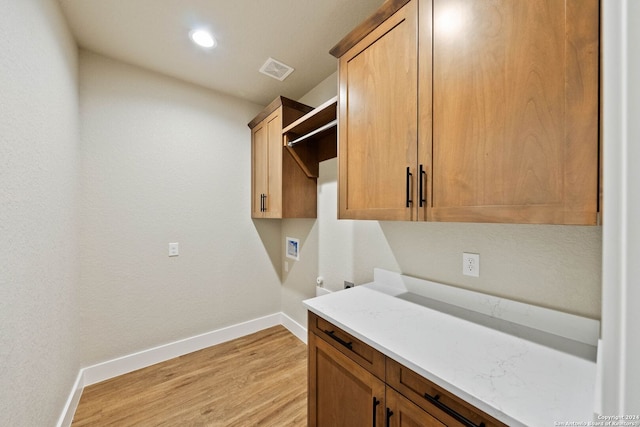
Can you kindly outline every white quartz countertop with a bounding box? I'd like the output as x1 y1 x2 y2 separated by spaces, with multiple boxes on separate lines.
303 271 598 426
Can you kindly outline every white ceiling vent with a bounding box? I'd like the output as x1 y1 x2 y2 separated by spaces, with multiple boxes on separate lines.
259 57 294 81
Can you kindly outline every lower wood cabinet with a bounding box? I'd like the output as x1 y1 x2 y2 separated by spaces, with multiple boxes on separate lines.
386 358 506 427
308 312 507 427
308 332 385 426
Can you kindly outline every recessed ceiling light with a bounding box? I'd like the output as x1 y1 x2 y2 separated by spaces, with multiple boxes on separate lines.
189 29 216 49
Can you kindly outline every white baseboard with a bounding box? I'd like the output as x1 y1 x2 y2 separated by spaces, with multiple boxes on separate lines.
56 312 307 427
56 370 85 427
280 312 307 344
82 313 283 386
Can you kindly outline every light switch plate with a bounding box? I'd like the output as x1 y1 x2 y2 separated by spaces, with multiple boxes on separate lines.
169 242 179 257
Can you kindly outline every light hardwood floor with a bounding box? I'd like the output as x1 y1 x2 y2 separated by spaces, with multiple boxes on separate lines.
72 326 307 426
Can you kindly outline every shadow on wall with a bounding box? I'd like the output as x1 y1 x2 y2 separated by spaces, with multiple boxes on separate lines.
252 219 282 281
252 218 317 283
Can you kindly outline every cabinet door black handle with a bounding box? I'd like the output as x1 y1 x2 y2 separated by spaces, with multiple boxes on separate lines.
372 397 380 427
323 329 353 350
260 194 266 212
385 407 394 427
423 393 485 427
419 164 426 207
405 166 413 208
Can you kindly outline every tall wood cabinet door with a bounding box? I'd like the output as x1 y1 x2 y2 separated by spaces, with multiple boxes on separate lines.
430 0 599 224
338 0 419 221
308 333 385 427
263 109 283 218
251 121 268 219
386 388 446 427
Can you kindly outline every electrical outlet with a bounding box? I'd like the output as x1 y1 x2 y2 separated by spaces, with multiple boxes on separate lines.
462 253 479 277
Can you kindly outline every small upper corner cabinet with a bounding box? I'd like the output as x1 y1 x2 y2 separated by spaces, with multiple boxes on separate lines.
248 96 316 219
333 0 600 225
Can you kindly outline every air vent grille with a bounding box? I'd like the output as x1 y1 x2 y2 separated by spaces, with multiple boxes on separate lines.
259 57 294 81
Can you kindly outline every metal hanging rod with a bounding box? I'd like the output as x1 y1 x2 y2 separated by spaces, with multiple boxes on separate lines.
287 119 337 147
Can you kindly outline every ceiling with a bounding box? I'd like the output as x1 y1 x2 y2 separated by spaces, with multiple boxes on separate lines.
58 0 383 106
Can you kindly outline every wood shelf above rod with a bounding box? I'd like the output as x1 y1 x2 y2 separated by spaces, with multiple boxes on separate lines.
282 96 337 178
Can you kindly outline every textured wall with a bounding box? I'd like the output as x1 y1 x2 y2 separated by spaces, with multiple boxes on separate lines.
0 0 81 425
78 51 282 365
297 73 338 108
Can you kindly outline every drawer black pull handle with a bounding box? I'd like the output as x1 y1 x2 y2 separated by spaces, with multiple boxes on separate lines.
385 407 394 427
323 329 353 350
423 393 485 427
372 397 380 427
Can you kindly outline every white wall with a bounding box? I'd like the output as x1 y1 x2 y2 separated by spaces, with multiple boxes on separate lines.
298 73 338 107
0 0 81 425
600 0 640 414
78 51 282 365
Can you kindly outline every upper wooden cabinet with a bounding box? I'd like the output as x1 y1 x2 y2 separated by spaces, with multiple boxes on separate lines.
332 0 600 225
336 0 419 221
248 97 316 219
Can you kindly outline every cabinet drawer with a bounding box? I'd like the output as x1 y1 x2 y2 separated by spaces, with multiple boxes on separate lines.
386 358 507 427
386 387 445 427
308 312 385 379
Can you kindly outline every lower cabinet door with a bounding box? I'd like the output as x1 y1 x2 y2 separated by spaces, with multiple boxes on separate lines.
308 333 385 427
386 388 446 427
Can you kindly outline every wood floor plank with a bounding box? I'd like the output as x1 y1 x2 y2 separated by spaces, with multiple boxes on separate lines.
72 326 307 426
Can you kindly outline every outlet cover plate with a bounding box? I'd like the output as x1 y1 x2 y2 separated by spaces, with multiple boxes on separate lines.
463 252 479 277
